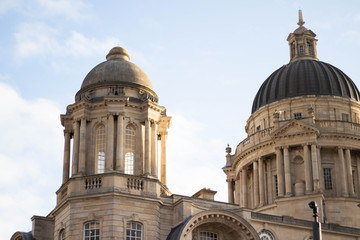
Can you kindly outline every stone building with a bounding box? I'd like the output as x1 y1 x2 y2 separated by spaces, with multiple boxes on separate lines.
11 12 360 240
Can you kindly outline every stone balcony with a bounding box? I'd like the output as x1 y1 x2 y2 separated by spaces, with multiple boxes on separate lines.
56 172 171 205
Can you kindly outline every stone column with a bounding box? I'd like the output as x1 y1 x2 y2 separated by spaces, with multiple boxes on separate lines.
242 168 248 207
62 130 71 183
71 120 80 175
227 179 234 204
266 159 273 203
151 122 158 177
259 157 265 206
116 114 124 172
160 133 167 185
238 171 242 206
275 147 284 197
345 148 355 196
338 147 349 197
357 155 360 194
144 119 151 175
78 118 87 174
253 160 259 207
303 144 313 194
317 146 324 192
311 144 320 192
283 146 292 196
106 114 114 172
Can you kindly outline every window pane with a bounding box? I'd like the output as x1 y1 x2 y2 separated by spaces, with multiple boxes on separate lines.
125 125 136 175
324 168 333 190
126 222 142 240
84 221 100 240
96 126 106 174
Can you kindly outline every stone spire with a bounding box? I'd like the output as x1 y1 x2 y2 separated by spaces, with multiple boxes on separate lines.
297 9 305 27
287 10 318 62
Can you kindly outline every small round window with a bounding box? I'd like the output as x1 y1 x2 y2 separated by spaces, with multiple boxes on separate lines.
258 230 275 240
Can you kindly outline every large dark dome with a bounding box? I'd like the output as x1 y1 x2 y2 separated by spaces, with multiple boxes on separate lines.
251 60 360 113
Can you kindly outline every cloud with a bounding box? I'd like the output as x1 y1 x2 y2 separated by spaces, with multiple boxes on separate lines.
14 22 60 59
0 0 21 14
0 0 88 20
166 113 228 202
65 31 118 57
36 0 89 20
14 22 119 60
0 83 63 239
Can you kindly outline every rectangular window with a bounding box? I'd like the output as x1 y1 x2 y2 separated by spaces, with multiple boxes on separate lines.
200 232 218 240
257 125 261 131
323 168 333 190
126 222 142 240
299 45 304 55
294 113 302 119
84 222 100 240
342 113 349 122
274 175 278 196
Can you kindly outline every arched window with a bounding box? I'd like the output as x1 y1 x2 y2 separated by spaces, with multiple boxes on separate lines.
200 231 218 240
95 125 106 174
84 221 100 240
126 222 142 240
125 124 136 175
59 229 65 240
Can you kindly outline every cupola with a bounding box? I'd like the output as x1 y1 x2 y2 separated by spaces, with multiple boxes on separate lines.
287 10 318 62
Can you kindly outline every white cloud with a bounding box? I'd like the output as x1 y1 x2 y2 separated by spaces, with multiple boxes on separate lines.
0 0 21 14
167 113 228 202
36 0 88 20
14 22 119 60
65 31 118 57
0 83 63 239
14 22 60 59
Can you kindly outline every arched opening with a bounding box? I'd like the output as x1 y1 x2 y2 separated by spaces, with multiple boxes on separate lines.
172 210 260 240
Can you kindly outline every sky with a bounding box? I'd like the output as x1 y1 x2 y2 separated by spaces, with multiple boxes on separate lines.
1 0 360 239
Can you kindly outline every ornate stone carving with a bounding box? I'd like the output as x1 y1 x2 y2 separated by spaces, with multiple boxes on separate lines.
139 89 158 103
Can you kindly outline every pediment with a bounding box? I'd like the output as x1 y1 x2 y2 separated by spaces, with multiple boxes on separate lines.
271 120 319 139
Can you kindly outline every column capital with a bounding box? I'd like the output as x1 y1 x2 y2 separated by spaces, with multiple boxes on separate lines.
107 112 116 118
275 146 282 151
63 129 72 135
338 146 344 150
282 145 289 149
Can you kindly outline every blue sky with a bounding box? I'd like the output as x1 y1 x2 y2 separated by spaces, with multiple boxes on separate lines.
1 0 360 239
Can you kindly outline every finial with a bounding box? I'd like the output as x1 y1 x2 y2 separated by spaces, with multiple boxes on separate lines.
297 9 305 27
225 144 231 154
106 47 130 61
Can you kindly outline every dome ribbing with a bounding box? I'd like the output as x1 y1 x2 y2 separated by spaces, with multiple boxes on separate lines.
251 60 360 113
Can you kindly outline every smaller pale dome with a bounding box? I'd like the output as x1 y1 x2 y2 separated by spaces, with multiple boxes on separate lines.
78 46 153 94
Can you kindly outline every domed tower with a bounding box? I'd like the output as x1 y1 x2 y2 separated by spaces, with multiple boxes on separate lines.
54 47 171 239
224 11 360 228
